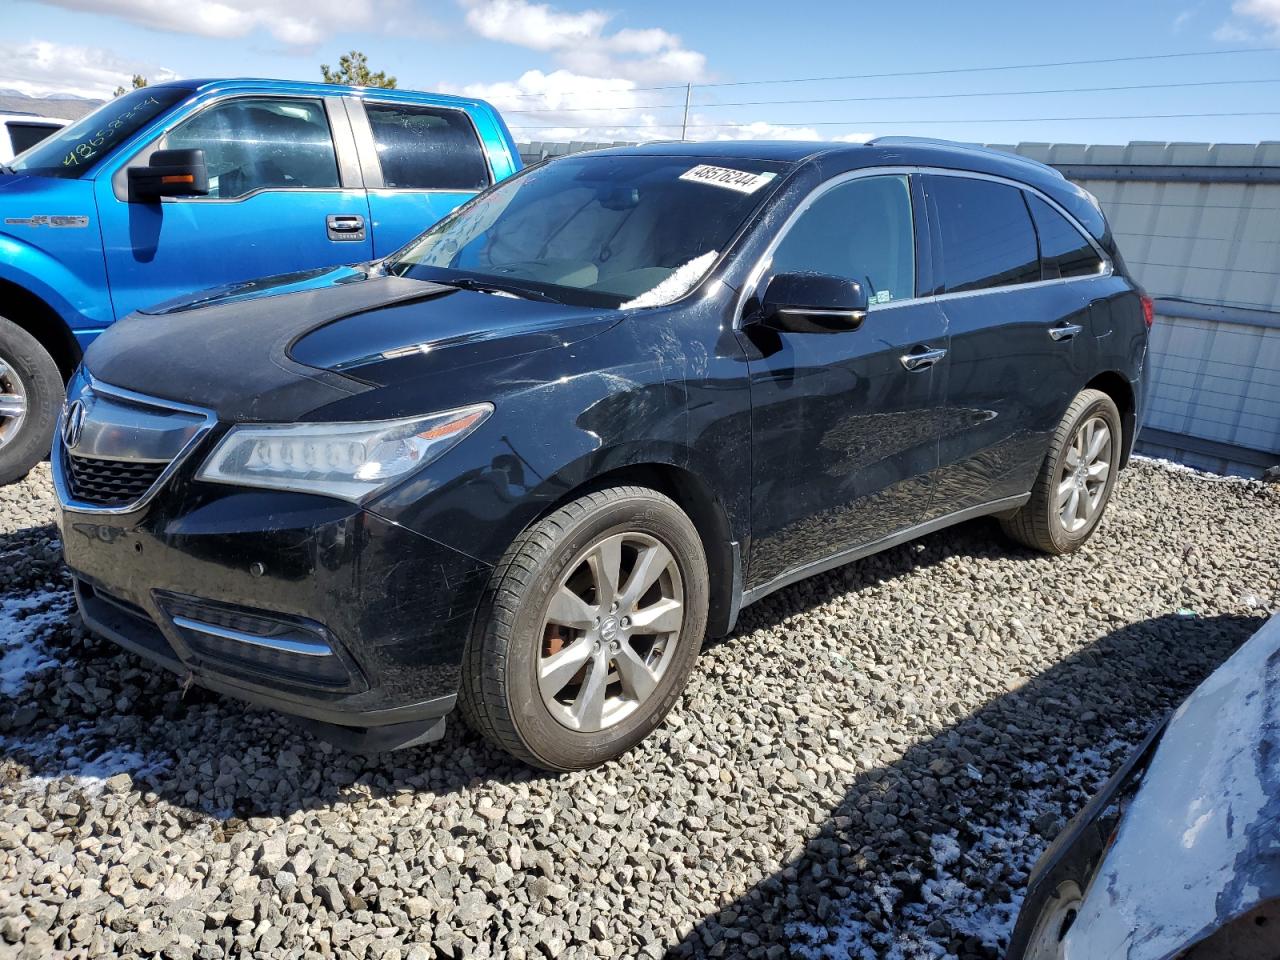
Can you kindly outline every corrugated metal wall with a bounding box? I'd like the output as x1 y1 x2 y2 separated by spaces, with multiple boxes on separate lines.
516 139 1280 476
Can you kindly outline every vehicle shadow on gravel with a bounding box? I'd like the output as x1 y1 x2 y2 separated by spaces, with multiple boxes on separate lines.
670 606 1264 959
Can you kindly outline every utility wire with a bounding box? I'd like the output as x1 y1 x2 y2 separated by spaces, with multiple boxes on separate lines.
511 111 1280 131
502 77 1280 114
496 46 1280 99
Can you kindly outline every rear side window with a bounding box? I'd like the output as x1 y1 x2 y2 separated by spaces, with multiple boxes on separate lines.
927 176 1039 293
7 122 62 155
161 97 339 199
1027 194 1104 280
363 103 489 191
770 174 916 307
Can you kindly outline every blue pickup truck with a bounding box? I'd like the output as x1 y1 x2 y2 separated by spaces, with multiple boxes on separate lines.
0 78 521 483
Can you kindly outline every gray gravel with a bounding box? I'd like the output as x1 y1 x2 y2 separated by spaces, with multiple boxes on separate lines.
1 458 1277 960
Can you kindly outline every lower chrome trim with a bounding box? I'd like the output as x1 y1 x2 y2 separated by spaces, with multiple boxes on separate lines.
171 615 334 658
740 493 1032 607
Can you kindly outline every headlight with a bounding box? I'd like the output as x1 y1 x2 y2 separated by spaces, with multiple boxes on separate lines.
195 403 492 502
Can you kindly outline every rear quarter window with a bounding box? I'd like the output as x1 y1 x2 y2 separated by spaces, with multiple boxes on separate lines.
927 175 1040 294
363 103 490 191
1027 194 1105 280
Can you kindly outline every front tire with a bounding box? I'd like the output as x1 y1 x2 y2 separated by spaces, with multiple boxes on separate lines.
1001 388 1123 555
460 485 709 771
0 316 64 486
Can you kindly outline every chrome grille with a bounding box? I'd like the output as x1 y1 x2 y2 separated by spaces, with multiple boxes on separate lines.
52 372 216 514
63 453 167 507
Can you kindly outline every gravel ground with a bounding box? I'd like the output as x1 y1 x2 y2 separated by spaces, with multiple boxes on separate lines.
1 458 1277 960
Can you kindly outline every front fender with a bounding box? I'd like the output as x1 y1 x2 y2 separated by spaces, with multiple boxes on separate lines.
0 236 112 335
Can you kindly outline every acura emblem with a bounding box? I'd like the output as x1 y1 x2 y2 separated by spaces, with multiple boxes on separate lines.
62 399 87 449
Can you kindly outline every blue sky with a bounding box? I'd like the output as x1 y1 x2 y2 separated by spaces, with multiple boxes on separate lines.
4 0 1280 145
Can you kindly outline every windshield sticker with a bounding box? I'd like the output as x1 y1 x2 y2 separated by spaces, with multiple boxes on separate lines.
679 165 777 195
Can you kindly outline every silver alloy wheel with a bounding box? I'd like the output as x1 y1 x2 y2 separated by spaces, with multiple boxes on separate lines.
538 531 684 733
0 355 28 451
1057 414 1112 534
1023 880 1084 960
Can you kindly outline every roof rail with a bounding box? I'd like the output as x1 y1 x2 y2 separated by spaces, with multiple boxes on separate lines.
868 135 1066 179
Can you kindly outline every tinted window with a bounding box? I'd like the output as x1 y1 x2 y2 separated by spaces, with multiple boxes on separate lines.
10 87 187 178
160 97 339 199
770 175 915 307
1027 194 1104 280
7 122 62 154
928 176 1039 293
365 103 489 191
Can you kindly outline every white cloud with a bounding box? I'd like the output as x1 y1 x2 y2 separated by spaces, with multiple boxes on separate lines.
448 70 876 144
28 0 387 47
1216 0 1280 40
459 0 706 84
0 40 178 99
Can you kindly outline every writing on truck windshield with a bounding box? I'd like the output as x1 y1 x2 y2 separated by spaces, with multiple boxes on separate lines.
11 86 187 178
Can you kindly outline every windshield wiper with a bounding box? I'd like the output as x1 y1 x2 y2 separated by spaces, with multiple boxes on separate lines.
439 275 561 304
0 163 15 176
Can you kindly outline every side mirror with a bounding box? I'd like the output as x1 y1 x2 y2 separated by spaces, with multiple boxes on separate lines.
127 149 209 202
755 272 868 334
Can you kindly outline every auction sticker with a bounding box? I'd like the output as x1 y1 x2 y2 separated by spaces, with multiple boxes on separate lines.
679 164 777 194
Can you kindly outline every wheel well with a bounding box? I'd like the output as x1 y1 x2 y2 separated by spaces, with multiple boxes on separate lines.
0 279 81 381
549 463 741 639
1085 371 1136 467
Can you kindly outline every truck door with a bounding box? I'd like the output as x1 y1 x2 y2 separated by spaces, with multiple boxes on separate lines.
95 95 372 318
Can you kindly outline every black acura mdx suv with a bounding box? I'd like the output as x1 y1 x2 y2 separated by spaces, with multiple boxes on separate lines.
54 139 1150 770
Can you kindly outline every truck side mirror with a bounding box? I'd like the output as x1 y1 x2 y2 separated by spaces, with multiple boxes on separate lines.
127 149 210 202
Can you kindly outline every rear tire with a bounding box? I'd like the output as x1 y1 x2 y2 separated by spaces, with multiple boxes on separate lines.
1000 388 1122 555
460 485 708 771
0 316 64 486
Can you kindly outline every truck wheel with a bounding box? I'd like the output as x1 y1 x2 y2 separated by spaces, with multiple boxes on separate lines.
1000 388 1122 555
460 485 709 771
0 317 64 486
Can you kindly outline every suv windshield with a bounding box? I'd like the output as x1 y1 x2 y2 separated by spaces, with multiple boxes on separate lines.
9 86 189 178
389 154 791 308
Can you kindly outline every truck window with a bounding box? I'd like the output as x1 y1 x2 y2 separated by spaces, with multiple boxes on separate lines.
363 102 489 191
160 97 340 200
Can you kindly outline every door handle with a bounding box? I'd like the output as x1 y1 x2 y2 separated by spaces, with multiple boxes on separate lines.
900 346 948 371
326 214 366 241
1049 322 1083 342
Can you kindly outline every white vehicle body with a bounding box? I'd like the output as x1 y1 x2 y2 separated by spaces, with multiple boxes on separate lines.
0 113 68 164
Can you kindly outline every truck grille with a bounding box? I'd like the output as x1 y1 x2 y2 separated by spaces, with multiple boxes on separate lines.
64 454 168 507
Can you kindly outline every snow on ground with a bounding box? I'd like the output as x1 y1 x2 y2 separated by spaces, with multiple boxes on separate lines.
0 586 74 695
787 737 1137 959
6 722 173 795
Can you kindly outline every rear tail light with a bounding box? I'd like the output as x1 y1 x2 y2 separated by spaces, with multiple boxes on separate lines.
1140 294 1155 328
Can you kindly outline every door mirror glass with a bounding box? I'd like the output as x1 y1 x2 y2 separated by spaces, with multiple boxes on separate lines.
127 148 210 202
757 272 868 333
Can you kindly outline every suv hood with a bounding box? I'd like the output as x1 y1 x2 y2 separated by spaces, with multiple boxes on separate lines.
82 265 622 422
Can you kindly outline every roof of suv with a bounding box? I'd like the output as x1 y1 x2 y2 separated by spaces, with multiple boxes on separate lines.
583 136 1109 246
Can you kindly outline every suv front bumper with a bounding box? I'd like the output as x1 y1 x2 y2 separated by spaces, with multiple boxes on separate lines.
59 486 493 752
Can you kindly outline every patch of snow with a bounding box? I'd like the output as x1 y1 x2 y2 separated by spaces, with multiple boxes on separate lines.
5 722 172 795
0 587 74 695
620 250 719 309
1131 454 1257 485
786 737 1136 959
